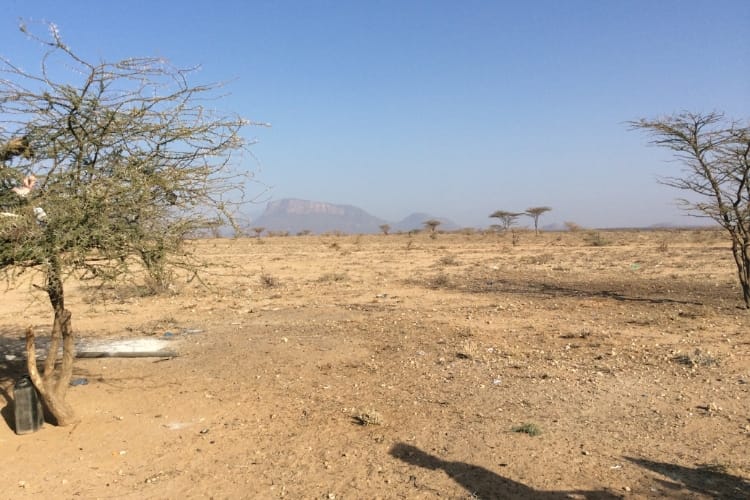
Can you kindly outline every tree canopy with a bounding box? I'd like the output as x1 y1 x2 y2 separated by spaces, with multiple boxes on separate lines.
489 210 522 231
631 111 750 308
1 23 260 423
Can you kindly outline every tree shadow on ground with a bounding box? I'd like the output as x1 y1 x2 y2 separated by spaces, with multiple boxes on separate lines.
389 443 622 499
461 277 705 306
625 456 750 500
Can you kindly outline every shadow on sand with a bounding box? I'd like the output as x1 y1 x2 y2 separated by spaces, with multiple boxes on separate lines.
389 443 621 499
625 456 750 500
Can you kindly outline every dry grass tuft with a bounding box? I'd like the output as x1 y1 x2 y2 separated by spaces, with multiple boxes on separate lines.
353 410 383 426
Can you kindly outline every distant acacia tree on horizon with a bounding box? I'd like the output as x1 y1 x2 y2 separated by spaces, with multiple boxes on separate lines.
423 219 441 238
525 206 552 235
379 223 391 235
630 111 750 309
489 210 523 231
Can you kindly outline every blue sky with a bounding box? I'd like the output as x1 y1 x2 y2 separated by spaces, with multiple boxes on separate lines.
2 1 748 228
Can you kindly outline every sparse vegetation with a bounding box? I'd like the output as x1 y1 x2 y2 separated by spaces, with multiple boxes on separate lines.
584 231 610 246
317 272 348 282
1 229 748 497
353 410 383 426
512 423 542 436
631 112 750 308
511 229 521 246
672 349 719 368
259 272 280 288
437 254 460 266
426 272 451 288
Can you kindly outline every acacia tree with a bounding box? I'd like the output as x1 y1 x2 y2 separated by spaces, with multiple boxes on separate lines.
630 112 750 308
379 223 390 235
525 206 551 235
1 24 257 424
423 219 441 233
489 210 522 231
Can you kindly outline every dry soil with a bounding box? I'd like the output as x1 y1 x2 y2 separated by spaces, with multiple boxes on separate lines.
1 229 749 499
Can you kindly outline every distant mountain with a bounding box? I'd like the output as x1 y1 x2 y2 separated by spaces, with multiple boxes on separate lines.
247 199 460 235
249 199 387 234
392 213 460 232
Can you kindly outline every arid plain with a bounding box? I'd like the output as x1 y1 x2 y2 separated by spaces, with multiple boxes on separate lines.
1 229 749 499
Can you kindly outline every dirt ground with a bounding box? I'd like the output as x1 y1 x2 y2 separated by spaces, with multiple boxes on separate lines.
1 229 749 499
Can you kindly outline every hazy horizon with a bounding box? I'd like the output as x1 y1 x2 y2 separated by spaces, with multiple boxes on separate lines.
242 196 719 232
3 1 749 229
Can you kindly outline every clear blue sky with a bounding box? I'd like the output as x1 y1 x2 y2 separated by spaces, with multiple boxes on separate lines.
3 1 749 228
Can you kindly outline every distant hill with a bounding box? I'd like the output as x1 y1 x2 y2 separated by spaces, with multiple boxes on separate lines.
249 199 387 234
247 199 459 235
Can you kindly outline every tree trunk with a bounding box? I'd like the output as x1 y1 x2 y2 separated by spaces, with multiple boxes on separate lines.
25 325 78 426
730 237 750 309
741 247 750 310
24 257 79 426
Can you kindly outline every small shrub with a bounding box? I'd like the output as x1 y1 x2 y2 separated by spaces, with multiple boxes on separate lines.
427 272 451 289
437 254 460 266
260 272 279 288
352 410 383 426
456 339 480 360
512 423 541 436
511 229 520 246
317 272 348 283
584 231 609 246
672 349 719 368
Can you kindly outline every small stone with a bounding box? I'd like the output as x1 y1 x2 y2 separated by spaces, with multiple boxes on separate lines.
623 486 631 492
18 481 26 488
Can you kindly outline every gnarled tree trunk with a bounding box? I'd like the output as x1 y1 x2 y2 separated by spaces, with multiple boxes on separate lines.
24 256 78 426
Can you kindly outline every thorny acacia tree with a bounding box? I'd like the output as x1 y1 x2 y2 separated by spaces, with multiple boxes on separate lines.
423 219 441 234
489 210 522 231
1 24 258 424
631 112 750 309
525 206 551 235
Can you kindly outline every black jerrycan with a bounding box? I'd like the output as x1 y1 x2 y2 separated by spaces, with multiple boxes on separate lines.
13 376 44 434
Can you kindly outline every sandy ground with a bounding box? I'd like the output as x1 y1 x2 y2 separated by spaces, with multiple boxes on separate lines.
0 229 749 499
